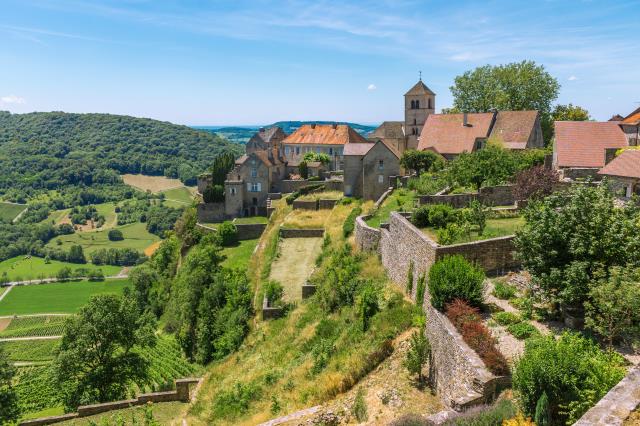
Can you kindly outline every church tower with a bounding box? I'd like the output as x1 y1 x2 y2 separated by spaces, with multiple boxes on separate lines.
404 76 435 150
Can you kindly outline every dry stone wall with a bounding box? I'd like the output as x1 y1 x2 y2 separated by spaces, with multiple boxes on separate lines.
419 185 515 208
354 215 380 252
197 202 226 223
279 228 324 238
235 223 267 240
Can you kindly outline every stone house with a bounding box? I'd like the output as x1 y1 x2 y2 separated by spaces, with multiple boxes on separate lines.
598 149 640 198
417 110 543 160
282 123 369 171
553 121 628 179
343 140 400 200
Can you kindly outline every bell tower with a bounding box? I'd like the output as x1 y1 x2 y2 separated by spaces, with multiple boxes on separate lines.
404 73 435 150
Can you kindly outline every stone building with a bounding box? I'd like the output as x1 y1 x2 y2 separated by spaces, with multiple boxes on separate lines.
343 140 400 200
598 149 640 198
282 123 369 171
619 107 640 146
369 79 436 155
417 110 543 159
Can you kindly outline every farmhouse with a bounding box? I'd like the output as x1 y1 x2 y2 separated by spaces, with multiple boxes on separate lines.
343 140 400 200
598 149 640 198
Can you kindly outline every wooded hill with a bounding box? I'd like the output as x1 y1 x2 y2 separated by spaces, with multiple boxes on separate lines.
0 111 242 201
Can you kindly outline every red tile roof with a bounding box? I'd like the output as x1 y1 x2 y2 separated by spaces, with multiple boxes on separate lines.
405 80 435 96
554 121 628 168
418 113 494 155
490 110 539 149
283 124 368 146
344 142 375 156
598 150 640 179
622 107 640 126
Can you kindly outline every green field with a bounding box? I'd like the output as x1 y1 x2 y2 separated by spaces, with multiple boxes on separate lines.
0 202 27 222
47 221 160 255
0 315 67 338
161 186 195 204
365 189 417 228
0 339 60 362
221 239 259 270
0 256 121 282
0 279 130 315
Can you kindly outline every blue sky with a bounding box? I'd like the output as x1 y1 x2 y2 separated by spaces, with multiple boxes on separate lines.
1 0 638 125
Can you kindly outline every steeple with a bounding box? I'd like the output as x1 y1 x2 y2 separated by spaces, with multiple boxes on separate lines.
404 77 436 150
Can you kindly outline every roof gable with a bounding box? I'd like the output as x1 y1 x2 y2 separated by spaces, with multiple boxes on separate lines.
404 80 435 96
490 110 539 149
418 112 494 155
248 126 288 146
622 107 640 126
554 121 628 168
598 149 640 179
370 121 405 139
283 124 369 145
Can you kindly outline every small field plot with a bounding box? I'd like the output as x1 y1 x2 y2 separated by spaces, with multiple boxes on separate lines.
297 190 343 201
366 189 417 228
161 186 195 204
56 401 187 425
14 365 62 417
0 256 121 282
0 339 59 362
0 279 130 315
47 221 160 255
421 216 525 245
269 237 323 302
283 209 332 229
0 202 27 222
221 239 259 270
0 315 67 338
122 174 184 193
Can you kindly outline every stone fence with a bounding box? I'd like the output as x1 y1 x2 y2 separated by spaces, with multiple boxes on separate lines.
292 199 339 211
419 185 515 208
281 179 343 194
354 215 380 252
20 378 200 426
279 228 325 238
574 366 640 425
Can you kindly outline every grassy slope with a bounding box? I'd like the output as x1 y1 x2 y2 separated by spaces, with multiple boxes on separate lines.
0 279 130 315
269 238 323 302
421 216 525 244
0 202 27 222
221 239 259 270
365 189 417 228
0 256 121 281
161 186 195 204
47 221 160 254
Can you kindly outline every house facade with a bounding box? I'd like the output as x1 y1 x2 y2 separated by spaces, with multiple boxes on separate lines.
343 140 400 200
619 107 640 147
598 149 640 198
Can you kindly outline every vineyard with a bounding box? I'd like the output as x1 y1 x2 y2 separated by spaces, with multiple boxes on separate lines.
14 365 61 414
0 315 67 338
0 339 59 362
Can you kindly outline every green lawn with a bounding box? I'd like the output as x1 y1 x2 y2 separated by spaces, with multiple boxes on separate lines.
47 221 160 254
422 216 525 245
221 239 259 270
0 256 121 282
161 186 195 204
365 189 417 228
269 237 323 302
0 202 27 222
0 279 130 315
234 216 268 224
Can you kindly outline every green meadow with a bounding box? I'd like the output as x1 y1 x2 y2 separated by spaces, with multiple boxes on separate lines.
161 186 195 204
47 221 160 254
0 256 121 282
0 202 28 222
221 239 260 270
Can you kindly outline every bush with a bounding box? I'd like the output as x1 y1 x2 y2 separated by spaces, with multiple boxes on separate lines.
415 273 426 308
507 322 539 340
492 311 521 326
217 221 238 247
352 387 368 422
342 206 362 238
445 300 509 375
264 280 284 306
493 281 517 299
428 204 455 228
411 205 431 228
512 332 626 424
203 184 224 203
212 381 261 419
440 398 518 425
436 222 464 245
107 229 124 241
404 330 430 384
428 255 485 310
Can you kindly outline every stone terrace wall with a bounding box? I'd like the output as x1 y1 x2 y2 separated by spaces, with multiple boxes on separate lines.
354 215 380 252
292 199 318 210
437 236 519 276
419 185 515 208
574 366 640 426
281 180 343 194
318 199 338 210
197 202 226 223
279 228 324 238
235 223 267 240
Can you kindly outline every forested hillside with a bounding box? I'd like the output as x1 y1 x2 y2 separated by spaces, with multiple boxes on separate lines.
0 111 241 202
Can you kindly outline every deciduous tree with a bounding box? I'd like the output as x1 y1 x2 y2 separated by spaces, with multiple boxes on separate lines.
552 103 590 122
400 150 444 175
513 165 559 201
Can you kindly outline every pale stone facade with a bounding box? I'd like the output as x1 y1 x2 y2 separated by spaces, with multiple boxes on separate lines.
343 140 400 200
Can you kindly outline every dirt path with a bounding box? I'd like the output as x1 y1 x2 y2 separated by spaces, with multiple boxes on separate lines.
0 317 11 332
0 285 13 303
144 241 162 256
0 335 61 342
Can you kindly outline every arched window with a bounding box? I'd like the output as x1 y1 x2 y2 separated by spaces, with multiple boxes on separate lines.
410 100 415 109
428 98 432 109
416 100 420 109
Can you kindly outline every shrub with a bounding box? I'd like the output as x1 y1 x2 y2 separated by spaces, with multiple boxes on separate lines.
212 381 261 418
440 399 518 425
503 413 535 426
217 221 238 247
445 300 509 375
404 330 430 384
534 392 551 426
342 206 362 238
406 261 414 294
428 204 455 228
512 332 626 424
411 205 431 228
264 280 284 306
436 222 464 245
493 281 517 299
513 165 558 202
415 273 426 308
357 282 380 331
352 387 368 423
107 229 124 241
468 199 487 234
507 322 539 340
428 255 485 310
492 311 521 326
203 184 225 203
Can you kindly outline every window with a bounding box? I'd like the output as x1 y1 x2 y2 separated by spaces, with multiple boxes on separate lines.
410 100 415 109
247 182 261 192
416 100 420 109
295 146 300 155
428 98 432 109
378 175 384 184
250 168 257 178
329 147 333 155
285 146 290 155
378 159 384 170
230 187 236 195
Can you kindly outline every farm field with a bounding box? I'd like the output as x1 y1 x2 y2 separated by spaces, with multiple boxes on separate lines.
0 339 60 362
0 201 27 222
221 239 259 270
161 186 195 204
0 315 67 338
0 256 121 282
47 221 160 255
122 174 185 192
269 237 323 302
0 279 130 315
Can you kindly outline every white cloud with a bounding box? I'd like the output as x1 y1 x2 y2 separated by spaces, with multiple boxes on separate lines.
367 84 377 91
0 95 26 104
568 75 578 81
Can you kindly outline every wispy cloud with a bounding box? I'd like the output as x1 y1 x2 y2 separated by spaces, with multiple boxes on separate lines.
367 84 377 91
568 75 578 81
1 95 26 104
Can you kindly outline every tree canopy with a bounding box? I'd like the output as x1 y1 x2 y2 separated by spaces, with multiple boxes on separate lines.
552 104 591 122
400 150 444 175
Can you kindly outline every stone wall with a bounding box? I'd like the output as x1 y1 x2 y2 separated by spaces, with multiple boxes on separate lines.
574 366 640 426
437 236 519 276
281 179 343 194
292 199 318 210
560 167 600 180
354 215 381 252
234 223 267 240
197 202 226 223
279 228 325 238
20 379 200 426
419 185 515 208
262 295 284 320
318 199 338 210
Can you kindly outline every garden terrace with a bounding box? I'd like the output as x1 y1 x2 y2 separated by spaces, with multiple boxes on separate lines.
0 256 121 282
296 190 343 202
365 188 417 228
420 216 525 245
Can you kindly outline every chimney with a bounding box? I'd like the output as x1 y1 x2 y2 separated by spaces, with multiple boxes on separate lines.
332 123 338 129
310 123 316 129
463 113 470 127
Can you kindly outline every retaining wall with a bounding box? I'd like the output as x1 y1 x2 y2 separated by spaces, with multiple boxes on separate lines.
318 199 338 210
196 202 226 223
354 215 381 252
281 180 343 194
292 199 318 210
419 185 515 208
235 223 267 240
279 228 325 238
20 379 200 426
262 295 284 320
574 366 640 426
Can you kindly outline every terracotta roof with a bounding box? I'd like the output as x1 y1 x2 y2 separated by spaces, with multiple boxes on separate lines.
369 121 405 139
622 107 640 126
405 80 435 96
344 142 375 156
598 150 640 179
249 126 288 145
236 151 281 167
283 124 369 146
554 121 628 168
489 110 539 149
418 112 494 155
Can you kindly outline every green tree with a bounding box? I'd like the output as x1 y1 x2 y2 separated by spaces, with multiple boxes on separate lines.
217 221 238 247
107 229 124 241
584 267 640 348
552 103 590 122
468 199 487 234
203 184 225 203
428 255 485 310
357 282 380 331
67 244 86 264
404 330 430 385
130 265 160 313
400 150 444 175
450 61 560 143
446 143 518 191
534 392 551 426
302 151 331 166
209 152 236 186
298 161 309 179
0 346 19 423
54 294 157 410
56 266 72 281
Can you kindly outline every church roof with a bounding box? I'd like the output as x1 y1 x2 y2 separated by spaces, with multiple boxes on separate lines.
489 110 539 150
418 112 494 155
283 124 369 145
554 121 628 168
369 121 405 140
598 150 640 179
404 80 435 96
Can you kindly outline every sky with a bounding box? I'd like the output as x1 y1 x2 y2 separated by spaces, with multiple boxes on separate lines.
0 0 639 126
